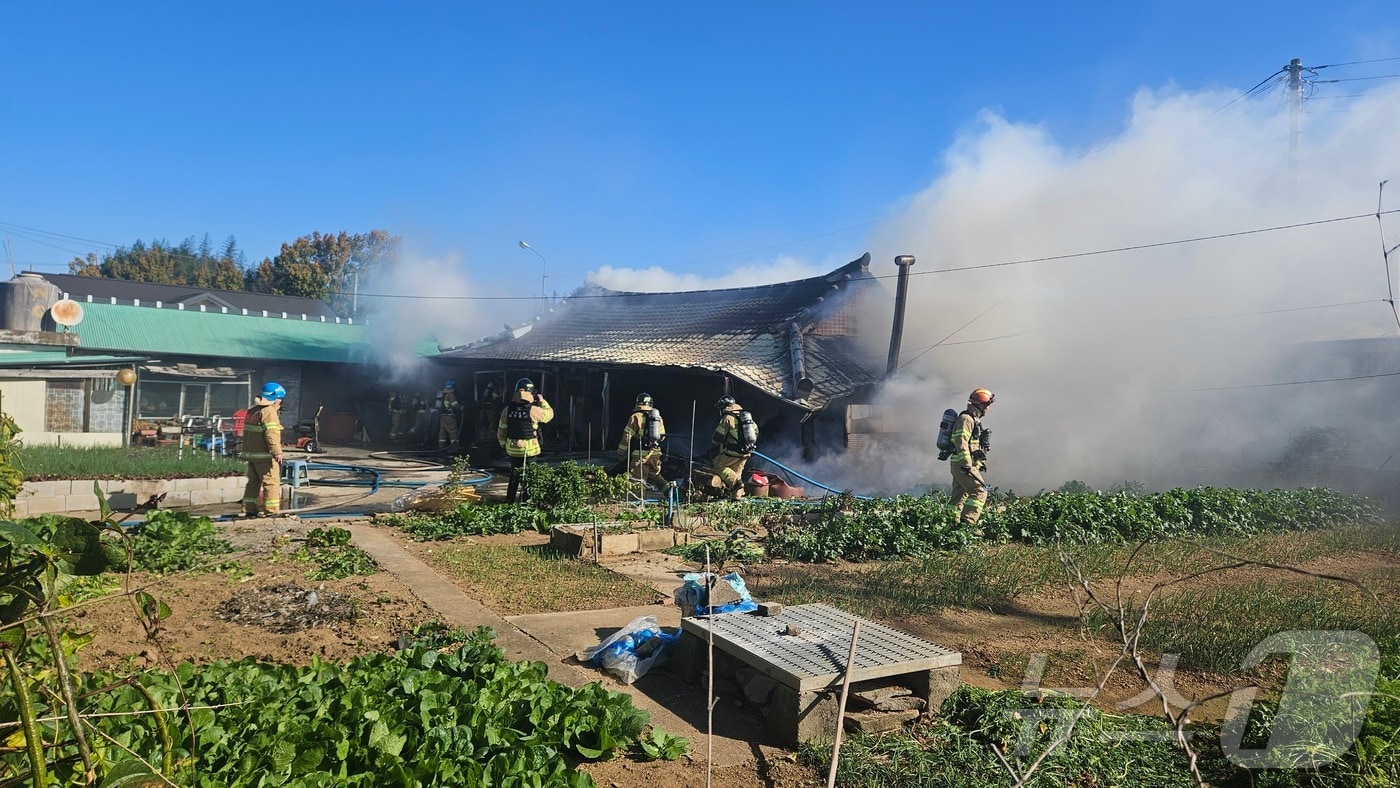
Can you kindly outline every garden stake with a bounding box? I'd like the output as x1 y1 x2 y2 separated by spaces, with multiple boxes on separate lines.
826 620 862 788
706 544 715 788
688 400 696 504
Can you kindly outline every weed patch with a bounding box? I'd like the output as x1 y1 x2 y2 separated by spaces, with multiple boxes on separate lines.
425 544 659 615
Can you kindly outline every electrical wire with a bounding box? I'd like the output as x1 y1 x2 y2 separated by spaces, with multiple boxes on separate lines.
1312 74 1400 84
1313 56 1400 68
1215 68 1286 112
1170 369 1400 392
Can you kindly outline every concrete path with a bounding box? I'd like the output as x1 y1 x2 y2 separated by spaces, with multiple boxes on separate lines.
345 524 772 768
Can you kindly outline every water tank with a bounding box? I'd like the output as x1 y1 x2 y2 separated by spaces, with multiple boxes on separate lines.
0 273 62 332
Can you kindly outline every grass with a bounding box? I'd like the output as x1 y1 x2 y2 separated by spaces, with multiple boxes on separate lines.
748 525 1400 620
1131 575 1400 674
423 543 660 615
20 444 245 480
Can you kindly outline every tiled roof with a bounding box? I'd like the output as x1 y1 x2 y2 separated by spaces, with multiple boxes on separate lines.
40 273 340 319
71 301 374 364
437 255 885 409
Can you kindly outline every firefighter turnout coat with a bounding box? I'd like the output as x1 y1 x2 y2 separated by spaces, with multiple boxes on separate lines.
241 396 284 515
497 391 554 458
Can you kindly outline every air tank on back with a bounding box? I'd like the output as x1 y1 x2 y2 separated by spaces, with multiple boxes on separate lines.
0 273 62 332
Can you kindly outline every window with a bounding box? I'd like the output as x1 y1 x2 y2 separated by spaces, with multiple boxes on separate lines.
44 380 128 433
135 379 249 421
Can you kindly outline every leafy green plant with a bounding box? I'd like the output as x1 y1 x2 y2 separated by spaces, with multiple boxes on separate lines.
296 526 377 580
635 728 689 761
0 407 24 516
127 509 239 574
8 625 664 785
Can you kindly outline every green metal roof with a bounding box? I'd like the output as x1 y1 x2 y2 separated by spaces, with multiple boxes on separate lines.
71 301 376 363
0 350 147 368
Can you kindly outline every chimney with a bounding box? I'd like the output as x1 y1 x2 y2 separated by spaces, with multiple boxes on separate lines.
886 255 916 375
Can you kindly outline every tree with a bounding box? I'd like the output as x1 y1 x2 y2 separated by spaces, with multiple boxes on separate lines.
67 236 248 291
245 230 400 319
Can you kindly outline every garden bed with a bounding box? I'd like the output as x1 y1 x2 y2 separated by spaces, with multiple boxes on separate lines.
549 522 692 557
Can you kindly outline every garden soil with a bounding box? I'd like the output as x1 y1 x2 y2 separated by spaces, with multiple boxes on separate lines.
70 495 1397 787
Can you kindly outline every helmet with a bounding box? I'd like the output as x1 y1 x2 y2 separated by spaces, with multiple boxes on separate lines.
715 395 736 411
969 388 995 406
635 392 653 407
515 377 535 393
444 379 456 390
260 382 286 402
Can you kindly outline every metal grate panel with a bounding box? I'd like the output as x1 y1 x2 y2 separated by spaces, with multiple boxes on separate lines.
681 603 960 692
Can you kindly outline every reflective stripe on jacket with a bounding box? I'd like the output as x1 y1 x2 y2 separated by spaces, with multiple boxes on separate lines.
242 400 283 460
947 410 984 468
497 395 554 457
712 410 749 458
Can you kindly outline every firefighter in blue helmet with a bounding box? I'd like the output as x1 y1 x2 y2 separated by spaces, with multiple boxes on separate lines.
709 396 758 499
618 392 668 491
497 377 553 503
241 382 286 517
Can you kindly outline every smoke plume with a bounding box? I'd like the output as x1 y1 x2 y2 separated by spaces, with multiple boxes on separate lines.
821 84 1400 495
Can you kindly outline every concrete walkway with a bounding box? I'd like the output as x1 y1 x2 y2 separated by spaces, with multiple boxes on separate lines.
344 524 771 768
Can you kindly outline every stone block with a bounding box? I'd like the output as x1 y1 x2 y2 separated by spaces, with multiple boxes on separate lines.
636 529 688 551
65 492 100 512
19 480 55 499
908 665 961 711
767 683 841 746
743 673 779 706
597 532 639 555
173 477 209 492
757 602 784 617
160 491 192 507
669 631 707 684
17 497 66 515
850 684 913 709
106 492 139 511
844 709 920 735
189 488 235 506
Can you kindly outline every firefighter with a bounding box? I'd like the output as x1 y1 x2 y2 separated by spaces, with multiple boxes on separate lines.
497 377 553 503
241 381 286 517
387 390 406 441
709 396 758 499
949 387 995 525
437 379 464 451
618 392 668 491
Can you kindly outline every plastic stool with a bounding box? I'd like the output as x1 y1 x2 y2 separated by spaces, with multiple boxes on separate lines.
283 459 310 488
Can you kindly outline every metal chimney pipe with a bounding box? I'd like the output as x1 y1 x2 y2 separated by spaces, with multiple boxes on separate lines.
886 255 916 375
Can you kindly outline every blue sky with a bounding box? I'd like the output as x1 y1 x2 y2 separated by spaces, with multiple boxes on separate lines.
2 2 1396 297
4 3 1400 488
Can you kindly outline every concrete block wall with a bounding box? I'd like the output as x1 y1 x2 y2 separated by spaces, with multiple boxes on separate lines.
11 476 246 518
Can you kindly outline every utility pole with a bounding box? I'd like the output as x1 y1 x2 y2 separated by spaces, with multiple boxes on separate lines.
1287 58 1304 171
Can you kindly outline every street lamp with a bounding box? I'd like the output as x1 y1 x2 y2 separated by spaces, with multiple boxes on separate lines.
518 240 547 312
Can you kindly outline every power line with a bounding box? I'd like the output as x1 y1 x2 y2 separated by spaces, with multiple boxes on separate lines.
886 299 1386 355
1313 56 1400 68
1312 74 1400 84
1170 369 1400 392
1216 68 1286 112
915 209 1400 277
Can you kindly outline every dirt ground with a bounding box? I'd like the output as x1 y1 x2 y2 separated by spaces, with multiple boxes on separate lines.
67 514 1397 788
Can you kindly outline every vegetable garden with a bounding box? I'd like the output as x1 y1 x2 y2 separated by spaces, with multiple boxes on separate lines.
1 431 1396 785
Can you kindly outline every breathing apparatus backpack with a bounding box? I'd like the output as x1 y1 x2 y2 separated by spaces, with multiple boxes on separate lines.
935 408 958 460
642 408 664 450
736 410 758 454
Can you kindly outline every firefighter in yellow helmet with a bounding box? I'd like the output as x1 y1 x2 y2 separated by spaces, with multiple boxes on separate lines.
949 388 994 525
618 392 668 491
241 381 286 517
709 396 758 499
497 377 553 503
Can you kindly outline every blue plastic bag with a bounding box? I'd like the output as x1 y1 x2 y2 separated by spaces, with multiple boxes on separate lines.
574 615 679 684
675 572 759 616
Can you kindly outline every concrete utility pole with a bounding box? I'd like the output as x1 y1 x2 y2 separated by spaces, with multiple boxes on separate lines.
1287 58 1304 171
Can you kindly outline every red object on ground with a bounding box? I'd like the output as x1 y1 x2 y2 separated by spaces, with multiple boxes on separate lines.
767 478 805 498
232 409 247 436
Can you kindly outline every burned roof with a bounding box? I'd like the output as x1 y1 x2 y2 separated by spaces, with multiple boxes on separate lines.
39 273 340 319
437 254 885 409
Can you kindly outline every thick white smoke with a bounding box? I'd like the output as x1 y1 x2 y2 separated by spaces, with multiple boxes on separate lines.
363 249 513 381
819 84 1400 495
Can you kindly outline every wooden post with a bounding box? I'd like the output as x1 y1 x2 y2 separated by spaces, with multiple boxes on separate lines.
826 621 862 788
